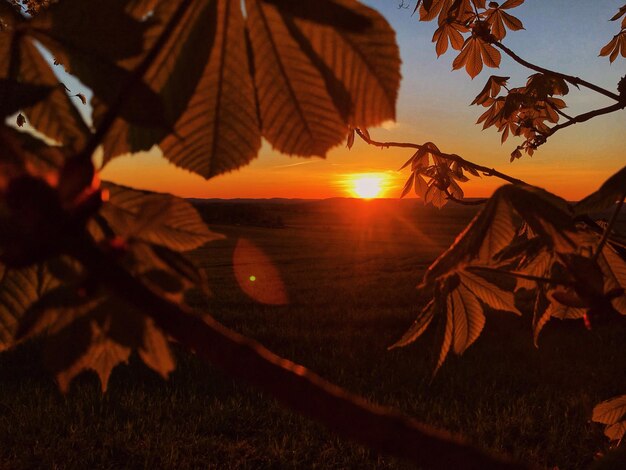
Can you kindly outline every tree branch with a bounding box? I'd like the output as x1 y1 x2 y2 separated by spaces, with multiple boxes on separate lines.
355 129 527 186
538 101 626 148
67 230 525 470
494 42 621 102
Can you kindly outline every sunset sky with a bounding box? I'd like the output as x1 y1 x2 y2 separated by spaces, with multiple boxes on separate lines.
101 0 626 201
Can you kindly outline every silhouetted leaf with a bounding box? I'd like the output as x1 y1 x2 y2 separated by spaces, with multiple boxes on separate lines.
100 182 223 251
0 263 57 350
159 0 260 178
389 300 435 348
593 395 626 425
246 0 400 156
459 270 520 314
0 78 52 118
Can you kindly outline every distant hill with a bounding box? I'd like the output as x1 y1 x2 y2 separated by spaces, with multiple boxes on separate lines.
190 197 486 229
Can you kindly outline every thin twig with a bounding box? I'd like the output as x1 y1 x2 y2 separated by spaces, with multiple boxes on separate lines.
444 190 488 206
76 0 195 162
494 42 621 102
355 129 527 186
538 102 626 149
592 191 626 262
67 229 525 470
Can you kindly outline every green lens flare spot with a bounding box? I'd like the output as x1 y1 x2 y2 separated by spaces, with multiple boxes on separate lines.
249 275 256 282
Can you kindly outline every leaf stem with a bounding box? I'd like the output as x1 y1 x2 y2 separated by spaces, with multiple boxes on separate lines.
493 42 621 102
355 129 527 186
67 229 524 470
77 0 195 162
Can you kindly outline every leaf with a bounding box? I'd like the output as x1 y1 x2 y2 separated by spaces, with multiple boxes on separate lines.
531 291 551 346
15 282 98 342
423 187 516 282
515 248 552 291
459 269 520 314
453 37 501 79
89 0 217 162
18 38 90 151
471 75 509 106
575 166 626 215
100 182 223 252
593 395 626 425
449 284 485 354
245 0 400 156
52 320 132 393
158 0 261 178
433 20 468 57
435 291 454 373
138 317 175 379
477 196 516 261
598 245 626 315
483 3 524 41
414 173 430 199
0 78 52 118
0 263 57 350
605 421 626 442
346 128 355 149
600 32 626 63
389 300 435 348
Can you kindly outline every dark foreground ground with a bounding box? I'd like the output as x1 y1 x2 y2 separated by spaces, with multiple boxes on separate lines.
1 199 625 469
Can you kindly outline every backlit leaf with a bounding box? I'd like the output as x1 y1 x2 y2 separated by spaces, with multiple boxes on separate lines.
0 263 57 350
593 395 626 425
158 0 260 178
459 269 520 314
605 421 626 442
389 300 435 348
138 317 175 379
100 182 223 252
449 284 485 354
246 0 400 156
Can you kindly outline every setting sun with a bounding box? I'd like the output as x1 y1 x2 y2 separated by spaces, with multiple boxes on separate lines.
352 175 384 198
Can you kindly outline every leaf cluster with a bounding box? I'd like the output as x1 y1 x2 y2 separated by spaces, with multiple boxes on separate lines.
0 0 402 395
393 168 626 374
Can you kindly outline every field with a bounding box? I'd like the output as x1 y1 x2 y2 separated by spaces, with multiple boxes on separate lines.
1 199 625 469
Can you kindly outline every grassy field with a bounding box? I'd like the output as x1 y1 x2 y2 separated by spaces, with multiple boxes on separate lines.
1 199 625 469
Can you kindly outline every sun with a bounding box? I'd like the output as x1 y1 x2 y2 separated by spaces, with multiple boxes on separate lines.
352 175 384 199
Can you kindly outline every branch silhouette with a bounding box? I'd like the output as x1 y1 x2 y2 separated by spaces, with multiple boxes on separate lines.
494 41 621 102
66 228 525 470
354 129 527 186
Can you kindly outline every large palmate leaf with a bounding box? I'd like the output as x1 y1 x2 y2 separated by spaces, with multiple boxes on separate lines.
26 0 400 179
159 0 260 178
100 182 223 251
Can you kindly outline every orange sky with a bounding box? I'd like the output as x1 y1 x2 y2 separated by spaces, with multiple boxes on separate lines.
101 1 626 201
